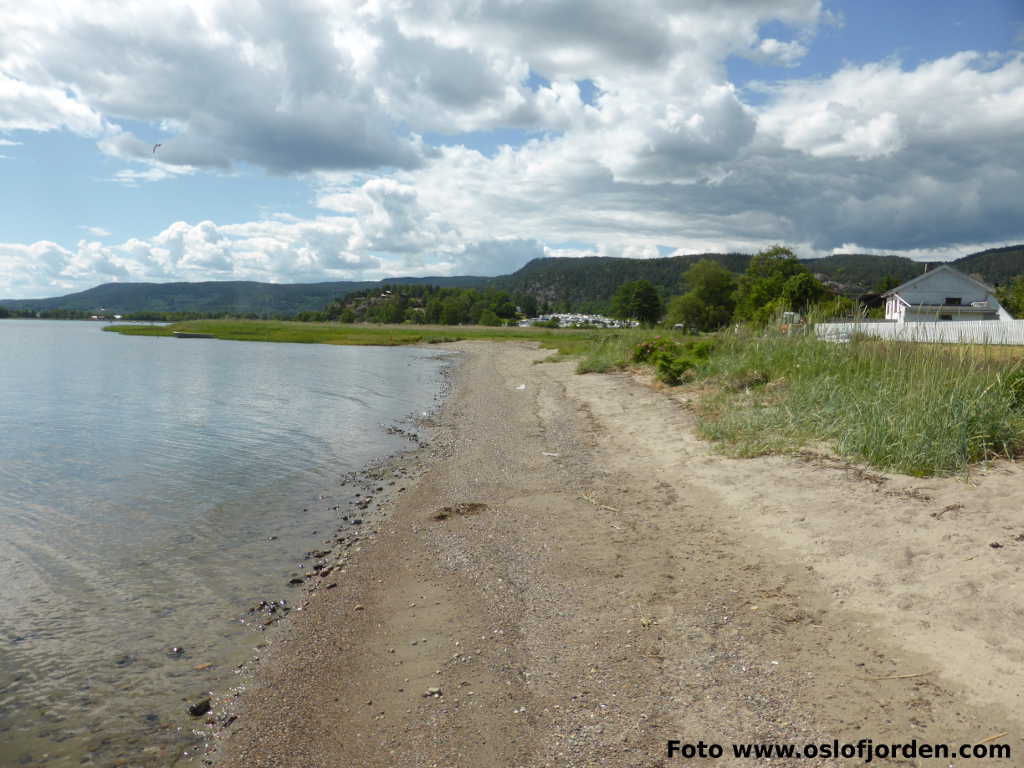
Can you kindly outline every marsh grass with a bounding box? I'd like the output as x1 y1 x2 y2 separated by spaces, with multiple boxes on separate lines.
105 319 605 355
697 328 1024 476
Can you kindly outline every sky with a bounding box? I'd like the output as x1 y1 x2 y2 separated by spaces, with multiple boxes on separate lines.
1 0 1023 299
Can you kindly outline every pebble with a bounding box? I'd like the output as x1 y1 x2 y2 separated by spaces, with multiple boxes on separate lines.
188 698 211 717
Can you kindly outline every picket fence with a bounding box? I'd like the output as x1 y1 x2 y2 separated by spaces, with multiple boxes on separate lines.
815 320 1024 346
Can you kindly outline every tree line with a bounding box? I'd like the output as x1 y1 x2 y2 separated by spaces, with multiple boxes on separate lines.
610 246 857 330
292 246 851 330
297 284 541 326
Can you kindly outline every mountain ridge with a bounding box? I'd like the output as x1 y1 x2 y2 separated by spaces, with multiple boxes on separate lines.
3 245 1022 316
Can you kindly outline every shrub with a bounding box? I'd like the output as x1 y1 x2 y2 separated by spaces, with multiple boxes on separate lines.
630 336 715 385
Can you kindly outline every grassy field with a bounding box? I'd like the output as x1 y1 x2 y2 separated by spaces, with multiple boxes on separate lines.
105 319 616 357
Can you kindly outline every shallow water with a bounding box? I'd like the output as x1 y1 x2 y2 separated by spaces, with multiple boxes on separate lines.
0 320 450 766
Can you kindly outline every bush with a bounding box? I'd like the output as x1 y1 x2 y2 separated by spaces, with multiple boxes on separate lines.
629 336 715 385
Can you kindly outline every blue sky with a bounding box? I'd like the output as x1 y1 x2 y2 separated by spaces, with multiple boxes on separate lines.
1 0 1023 298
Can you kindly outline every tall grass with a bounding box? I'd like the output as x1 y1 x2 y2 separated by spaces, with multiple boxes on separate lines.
575 328 674 373
696 328 1024 476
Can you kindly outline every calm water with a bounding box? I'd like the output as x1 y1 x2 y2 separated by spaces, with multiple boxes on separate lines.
0 320 451 766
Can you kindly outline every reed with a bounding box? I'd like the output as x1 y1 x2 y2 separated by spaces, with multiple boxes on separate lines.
696 327 1024 476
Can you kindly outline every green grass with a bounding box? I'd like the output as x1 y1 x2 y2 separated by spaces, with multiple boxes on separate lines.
694 328 1024 476
575 328 695 373
105 319 606 356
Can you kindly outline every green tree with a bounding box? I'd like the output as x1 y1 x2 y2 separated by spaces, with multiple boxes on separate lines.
732 246 828 324
666 259 737 331
611 280 663 325
478 309 501 326
441 297 463 326
872 274 901 293
997 275 1024 318
515 293 538 317
424 298 443 324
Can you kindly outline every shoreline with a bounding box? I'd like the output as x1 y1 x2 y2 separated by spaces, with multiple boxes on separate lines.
204 341 1023 767
193 346 465 760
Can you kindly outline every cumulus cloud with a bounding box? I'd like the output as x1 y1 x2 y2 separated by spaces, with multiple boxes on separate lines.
752 38 809 67
2 1 1023 298
0 73 106 135
79 226 112 237
757 53 1024 159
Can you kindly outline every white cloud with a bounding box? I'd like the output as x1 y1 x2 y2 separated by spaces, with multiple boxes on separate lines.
0 73 106 135
1 2 1023 298
757 53 1024 159
0 139 23 146
79 226 112 237
753 38 809 67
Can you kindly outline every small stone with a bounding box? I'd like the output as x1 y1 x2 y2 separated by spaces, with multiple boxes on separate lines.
188 698 211 717
354 604 364 610
424 687 442 697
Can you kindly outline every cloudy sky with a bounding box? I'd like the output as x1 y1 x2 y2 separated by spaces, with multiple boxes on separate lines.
1 0 1022 299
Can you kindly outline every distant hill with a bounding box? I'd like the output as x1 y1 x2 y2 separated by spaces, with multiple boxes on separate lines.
490 253 751 312
952 245 1024 285
3 245 1021 317
0 276 488 316
801 254 927 294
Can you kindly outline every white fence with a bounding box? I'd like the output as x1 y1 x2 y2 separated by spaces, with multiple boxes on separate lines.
816 320 1024 346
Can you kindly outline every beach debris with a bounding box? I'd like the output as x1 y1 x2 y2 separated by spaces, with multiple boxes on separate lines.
860 670 934 681
193 663 212 671
431 503 487 521
579 493 619 513
542 451 560 457
976 732 1009 746
167 646 186 659
423 687 443 698
514 384 527 390
188 698 211 717
354 604 364 611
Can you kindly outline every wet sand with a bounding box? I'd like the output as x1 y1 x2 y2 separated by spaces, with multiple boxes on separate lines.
204 341 1023 767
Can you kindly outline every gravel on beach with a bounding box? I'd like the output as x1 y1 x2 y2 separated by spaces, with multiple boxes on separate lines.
205 341 1022 768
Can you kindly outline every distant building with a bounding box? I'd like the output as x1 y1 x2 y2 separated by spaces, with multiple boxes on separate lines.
883 265 1011 322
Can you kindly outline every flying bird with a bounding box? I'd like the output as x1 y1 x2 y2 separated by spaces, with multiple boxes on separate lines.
152 143 162 154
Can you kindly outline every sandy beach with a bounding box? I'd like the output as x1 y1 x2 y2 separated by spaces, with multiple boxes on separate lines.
205 341 1024 767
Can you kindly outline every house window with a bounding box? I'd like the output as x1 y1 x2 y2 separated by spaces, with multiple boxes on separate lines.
939 314 953 321
944 297 962 305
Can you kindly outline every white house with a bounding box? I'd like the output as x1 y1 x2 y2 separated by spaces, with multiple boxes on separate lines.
883 265 1012 322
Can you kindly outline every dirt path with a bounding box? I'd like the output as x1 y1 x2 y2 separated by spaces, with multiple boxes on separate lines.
209 342 1022 767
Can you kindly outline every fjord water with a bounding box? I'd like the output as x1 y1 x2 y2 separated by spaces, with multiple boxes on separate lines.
0 319 450 766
